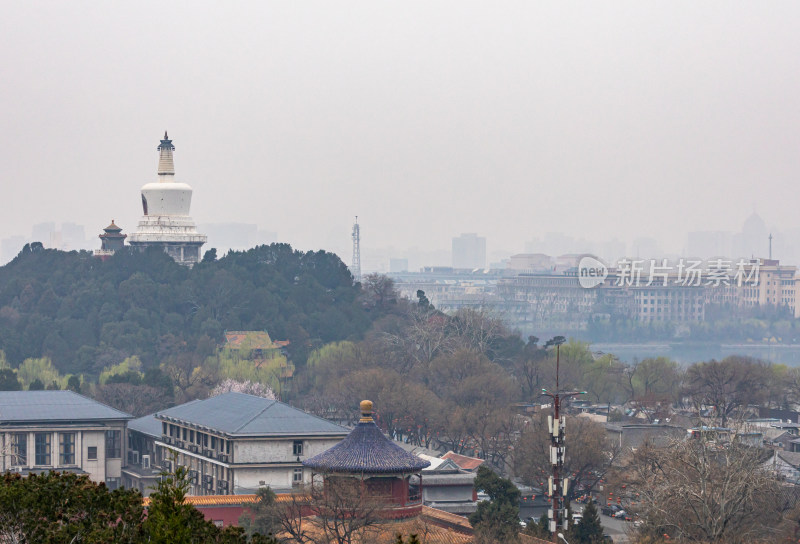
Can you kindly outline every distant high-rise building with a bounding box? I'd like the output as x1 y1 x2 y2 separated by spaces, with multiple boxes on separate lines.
733 213 768 259
198 223 278 254
389 258 409 273
61 222 89 250
31 222 55 246
686 231 733 259
452 233 486 269
0 235 26 264
128 132 207 266
631 237 661 259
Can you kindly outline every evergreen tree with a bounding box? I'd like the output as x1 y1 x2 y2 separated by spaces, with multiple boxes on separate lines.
572 501 604 544
144 465 219 543
28 378 44 390
239 486 281 538
469 466 521 543
0 471 145 543
67 374 82 392
0 368 21 390
525 514 552 540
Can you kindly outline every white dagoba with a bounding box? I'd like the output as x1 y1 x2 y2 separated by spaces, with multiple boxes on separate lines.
128 132 207 265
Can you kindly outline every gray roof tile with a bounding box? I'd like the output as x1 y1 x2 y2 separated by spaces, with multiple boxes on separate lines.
129 413 163 438
0 391 132 423
154 392 348 437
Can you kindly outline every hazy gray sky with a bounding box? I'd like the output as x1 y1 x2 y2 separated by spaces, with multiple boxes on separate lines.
2 2 799 260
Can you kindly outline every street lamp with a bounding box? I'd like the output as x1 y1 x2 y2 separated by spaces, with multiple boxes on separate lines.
557 533 570 544
542 336 586 543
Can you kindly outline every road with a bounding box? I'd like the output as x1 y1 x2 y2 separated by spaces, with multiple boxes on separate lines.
519 502 634 543
598 512 633 543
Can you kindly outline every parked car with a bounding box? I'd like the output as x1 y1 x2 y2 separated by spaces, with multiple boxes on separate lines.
601 504 623 517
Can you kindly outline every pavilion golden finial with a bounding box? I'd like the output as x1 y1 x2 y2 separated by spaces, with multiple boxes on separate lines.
360 400 374 422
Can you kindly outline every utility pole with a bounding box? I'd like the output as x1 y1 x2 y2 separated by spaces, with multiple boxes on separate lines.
351 216 361 283
542 336 585 542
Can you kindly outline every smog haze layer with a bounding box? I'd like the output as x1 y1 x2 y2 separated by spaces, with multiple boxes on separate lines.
2 2 799 259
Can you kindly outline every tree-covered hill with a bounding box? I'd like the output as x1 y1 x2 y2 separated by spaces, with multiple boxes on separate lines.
0 244 370 377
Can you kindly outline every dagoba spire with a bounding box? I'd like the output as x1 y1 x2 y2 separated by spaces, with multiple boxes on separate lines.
129 132 206 266
157 131 175 177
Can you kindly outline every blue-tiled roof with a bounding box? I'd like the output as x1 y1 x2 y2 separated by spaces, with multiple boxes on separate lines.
303 420 431 474
129 413 163 438
154 392 348 437
0 391 132 423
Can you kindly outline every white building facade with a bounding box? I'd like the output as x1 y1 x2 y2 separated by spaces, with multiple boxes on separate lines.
135 392 349 495
0 391 132 488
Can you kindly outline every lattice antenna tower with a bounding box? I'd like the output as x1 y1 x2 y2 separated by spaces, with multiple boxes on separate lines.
351 216 361 283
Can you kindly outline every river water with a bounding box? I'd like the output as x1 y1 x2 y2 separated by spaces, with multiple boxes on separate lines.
590 342 800 366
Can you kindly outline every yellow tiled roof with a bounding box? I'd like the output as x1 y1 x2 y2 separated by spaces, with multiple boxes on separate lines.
420 506 473 530
225 331 276 351
520 534 553 544
282 515 474 544
141 495 551 544
143 494 262 507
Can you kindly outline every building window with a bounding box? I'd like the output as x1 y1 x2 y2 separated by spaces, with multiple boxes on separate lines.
59 433 76 465
34 433 51 466
105 430 121 459
11 433 26 466
293 441 303 456
87 446 98 460
293 468 303 484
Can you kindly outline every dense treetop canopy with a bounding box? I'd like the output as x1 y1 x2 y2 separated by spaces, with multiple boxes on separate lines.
0 244 370 376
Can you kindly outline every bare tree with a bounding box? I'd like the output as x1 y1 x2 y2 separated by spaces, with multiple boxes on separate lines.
263 477 385 544
513 414 619 502
628 437 792 543
93 383 171 417
684 356 770 427
360 274 398 312
448 308 508 359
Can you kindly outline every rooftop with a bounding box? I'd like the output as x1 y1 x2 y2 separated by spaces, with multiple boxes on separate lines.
225 331 279 351
129 413 163 438
303 400 431 474
155 392 348 437
0 391 132 423
441 451 485 472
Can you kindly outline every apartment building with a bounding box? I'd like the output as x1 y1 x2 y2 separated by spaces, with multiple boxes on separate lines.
124 392 349 495
0 391 132 488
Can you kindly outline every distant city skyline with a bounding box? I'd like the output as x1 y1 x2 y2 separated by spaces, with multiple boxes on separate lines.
2 211 795 274
2 2 800 268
